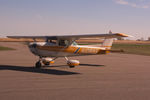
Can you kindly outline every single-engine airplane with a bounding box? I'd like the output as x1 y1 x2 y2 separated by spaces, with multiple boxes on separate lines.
7 31 129 68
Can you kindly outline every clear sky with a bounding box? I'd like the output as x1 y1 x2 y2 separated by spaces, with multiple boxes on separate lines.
0 0 150 40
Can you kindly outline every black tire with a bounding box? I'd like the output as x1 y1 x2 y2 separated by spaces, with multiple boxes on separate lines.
69 66 75 68
44 62 50 66
35 61 42 68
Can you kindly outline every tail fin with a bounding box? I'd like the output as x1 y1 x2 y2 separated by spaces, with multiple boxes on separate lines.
101 30 114 50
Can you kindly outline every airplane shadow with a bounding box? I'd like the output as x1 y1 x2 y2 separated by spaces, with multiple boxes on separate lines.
0 65 80 75
44 63 105 67
49 64 105 68
79 64 105 67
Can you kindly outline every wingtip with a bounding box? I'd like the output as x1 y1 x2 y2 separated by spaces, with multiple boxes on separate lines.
116 33 133 37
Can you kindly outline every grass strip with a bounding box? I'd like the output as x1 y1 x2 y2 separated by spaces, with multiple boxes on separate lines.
112 44 150 56
0 46 15 51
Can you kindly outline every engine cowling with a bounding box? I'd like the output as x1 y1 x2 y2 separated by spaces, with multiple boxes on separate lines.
42 58 54 65
67 60 80 67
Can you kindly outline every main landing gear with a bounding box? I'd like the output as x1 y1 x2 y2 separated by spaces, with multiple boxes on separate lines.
65 57 80 68
35 57 80 68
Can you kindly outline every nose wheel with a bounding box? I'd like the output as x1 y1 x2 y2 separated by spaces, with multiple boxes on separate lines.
35 60 42 68
35 57 57 68
69 65 75 68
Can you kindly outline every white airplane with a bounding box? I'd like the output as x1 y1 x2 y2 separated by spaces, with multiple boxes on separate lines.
7 31 129 68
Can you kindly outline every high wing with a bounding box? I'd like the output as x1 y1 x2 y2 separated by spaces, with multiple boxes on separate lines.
7 33 129 40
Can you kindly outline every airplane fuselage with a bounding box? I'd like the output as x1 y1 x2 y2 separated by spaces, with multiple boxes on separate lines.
28 42 110 57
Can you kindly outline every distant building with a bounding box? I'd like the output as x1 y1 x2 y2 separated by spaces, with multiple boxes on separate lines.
117 37 124 40
148 37 150 41
137 37 144 41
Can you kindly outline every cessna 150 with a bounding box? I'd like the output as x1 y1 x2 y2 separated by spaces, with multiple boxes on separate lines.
7 31 129 68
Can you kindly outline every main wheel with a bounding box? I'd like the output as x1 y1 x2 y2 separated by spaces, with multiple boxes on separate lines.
69 66 75 68
35 61 42 68
44 62 50 66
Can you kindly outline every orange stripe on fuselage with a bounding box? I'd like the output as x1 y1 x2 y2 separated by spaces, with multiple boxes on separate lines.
37 46 110 54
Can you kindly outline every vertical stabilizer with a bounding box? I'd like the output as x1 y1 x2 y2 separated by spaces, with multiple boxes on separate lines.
101 30 114 50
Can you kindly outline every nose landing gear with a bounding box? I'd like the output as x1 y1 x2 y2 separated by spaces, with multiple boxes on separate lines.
35 60 42 68
35 57 56 68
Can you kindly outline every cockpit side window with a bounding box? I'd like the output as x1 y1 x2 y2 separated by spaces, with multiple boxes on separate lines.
58 40 78 46
59 40 66 46
58 40 71 46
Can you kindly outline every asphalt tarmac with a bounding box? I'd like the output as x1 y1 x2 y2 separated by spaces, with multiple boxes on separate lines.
0 42 150 100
